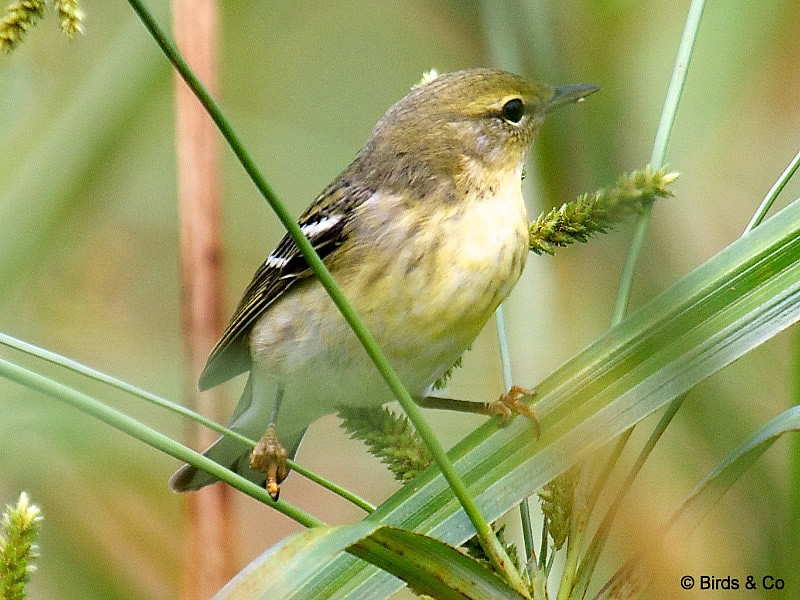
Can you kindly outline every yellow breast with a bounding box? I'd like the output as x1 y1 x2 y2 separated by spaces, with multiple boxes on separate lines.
340 164 528 353
249 165 529 396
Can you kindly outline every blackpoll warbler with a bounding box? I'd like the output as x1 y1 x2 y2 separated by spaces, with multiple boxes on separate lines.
170 68 597 498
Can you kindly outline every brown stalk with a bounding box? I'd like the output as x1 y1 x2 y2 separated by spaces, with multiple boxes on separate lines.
172 1 237 597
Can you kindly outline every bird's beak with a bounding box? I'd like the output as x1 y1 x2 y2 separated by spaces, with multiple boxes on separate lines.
543 83 600 114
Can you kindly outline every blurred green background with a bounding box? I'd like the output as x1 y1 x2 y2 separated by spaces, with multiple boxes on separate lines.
1 1 799 598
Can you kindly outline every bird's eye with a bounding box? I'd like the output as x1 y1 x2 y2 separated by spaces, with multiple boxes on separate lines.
501 98 525 123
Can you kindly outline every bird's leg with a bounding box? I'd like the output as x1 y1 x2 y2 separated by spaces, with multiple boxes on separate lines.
486 386 540 437
249 385 288 500
418 385 539 437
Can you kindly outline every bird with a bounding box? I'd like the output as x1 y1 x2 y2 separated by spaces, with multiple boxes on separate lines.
169 68 598 499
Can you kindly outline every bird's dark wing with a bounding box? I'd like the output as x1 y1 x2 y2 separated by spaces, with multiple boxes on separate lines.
198 179 375 390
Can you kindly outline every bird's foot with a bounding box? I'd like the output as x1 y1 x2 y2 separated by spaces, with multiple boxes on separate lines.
249 423 289 501
487 385 540 437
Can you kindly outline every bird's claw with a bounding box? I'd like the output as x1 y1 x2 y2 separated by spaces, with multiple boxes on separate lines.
249 423 289 501
487 385 540 437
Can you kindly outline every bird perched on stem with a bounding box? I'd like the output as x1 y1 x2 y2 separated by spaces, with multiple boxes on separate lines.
170 68 598 499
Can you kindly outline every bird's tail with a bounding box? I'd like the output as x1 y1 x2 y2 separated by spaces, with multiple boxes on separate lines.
169 376 305 492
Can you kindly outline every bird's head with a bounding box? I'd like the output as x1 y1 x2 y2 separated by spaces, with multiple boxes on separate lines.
354 68 598 193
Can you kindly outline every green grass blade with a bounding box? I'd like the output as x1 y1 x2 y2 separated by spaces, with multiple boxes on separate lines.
745 147 800 233
613 0 706 322
793 330 800 573
667 406 800 535
350 527 525 600
598 406 800 597
214 523 379 600
215 522 525 600
288 197 800 597
0 357 323 529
